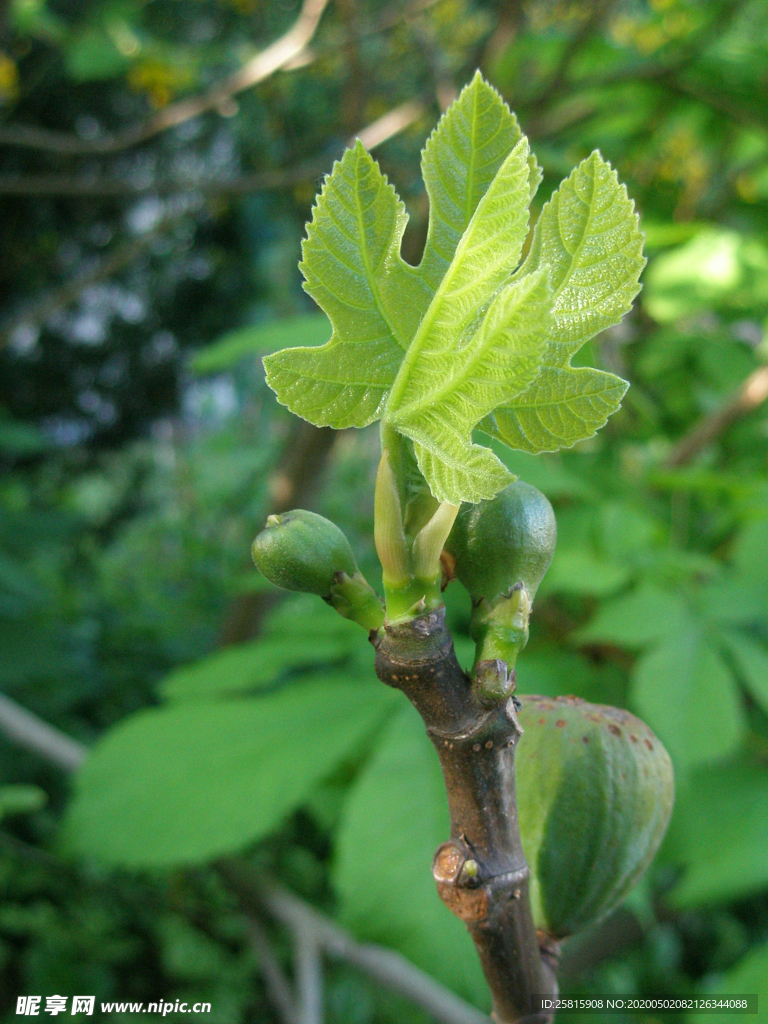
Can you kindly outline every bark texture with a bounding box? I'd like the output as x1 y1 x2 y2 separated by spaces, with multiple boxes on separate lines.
372 606 557 1024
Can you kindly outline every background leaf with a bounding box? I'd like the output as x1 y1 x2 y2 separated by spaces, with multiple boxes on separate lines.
191 314 330 375
720 630 768 716
540 549 631 598
732 517 768 583
0 785 47 819
158 633 354 702
667 759 768 908
690 942 768 1021
334 704 490 1008
632 631 745 771
576 584 692 647
63 677 396 867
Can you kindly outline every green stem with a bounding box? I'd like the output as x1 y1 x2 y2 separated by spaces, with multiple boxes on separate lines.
383 575 442 623
470 585 531 671
327 571 385 631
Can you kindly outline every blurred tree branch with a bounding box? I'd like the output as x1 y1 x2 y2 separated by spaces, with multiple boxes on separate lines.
0 93 426 648
664 76 768 132
0 97 424 361
244 917 299 1024
521 0 746 133
0 693 87 771
218 420 338 646
0 228 168 350
224 864 492 1024
526 0 612 113
294 922 324 1024
0 99 426 197
0 0 440 160
0 0 331 156
665 363 768 467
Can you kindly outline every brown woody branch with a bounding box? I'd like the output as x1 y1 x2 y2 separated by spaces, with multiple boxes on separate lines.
372 608 556 1024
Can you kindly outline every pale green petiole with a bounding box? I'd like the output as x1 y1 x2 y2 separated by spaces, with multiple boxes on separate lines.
373 448 459 623
374 448 410 591
412 501 460 581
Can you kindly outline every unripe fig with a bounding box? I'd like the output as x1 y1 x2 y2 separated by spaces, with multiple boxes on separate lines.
516 695 674 939
252 510 358 597
446 480 556 602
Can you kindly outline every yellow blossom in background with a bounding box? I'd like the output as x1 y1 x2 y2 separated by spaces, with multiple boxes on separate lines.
0 52 19 103
127 59 194 108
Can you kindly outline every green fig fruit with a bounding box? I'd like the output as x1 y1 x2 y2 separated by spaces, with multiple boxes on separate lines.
446 480 556 602
516 695 674 939
251 510 359 597
252 510 384 630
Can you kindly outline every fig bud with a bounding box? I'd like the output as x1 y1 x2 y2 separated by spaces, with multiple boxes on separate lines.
251 510 358 597
446 480 556 602
516 695 674 939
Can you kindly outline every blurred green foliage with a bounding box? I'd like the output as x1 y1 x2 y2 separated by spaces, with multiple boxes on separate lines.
2 0 768 1021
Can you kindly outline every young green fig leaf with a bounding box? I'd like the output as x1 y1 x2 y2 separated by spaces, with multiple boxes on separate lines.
264 75 643 504
516 695 674 939
419 71 542 293
383 142 545 505
446 479 556 602
482 151 643 455
251 509 358 598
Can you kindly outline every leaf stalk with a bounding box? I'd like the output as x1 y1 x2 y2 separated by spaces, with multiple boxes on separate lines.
374 449 460 622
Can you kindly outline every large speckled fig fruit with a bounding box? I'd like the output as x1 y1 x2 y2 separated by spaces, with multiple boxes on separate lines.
516 695 674 939
446 480 556 602
252 509 358 596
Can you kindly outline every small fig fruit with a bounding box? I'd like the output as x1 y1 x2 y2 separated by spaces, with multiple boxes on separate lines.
252 510 384 630
446 480 556 602
516 695 674 939
251 510 358 597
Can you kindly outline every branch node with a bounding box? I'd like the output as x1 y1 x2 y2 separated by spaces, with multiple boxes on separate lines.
473 659 517 706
